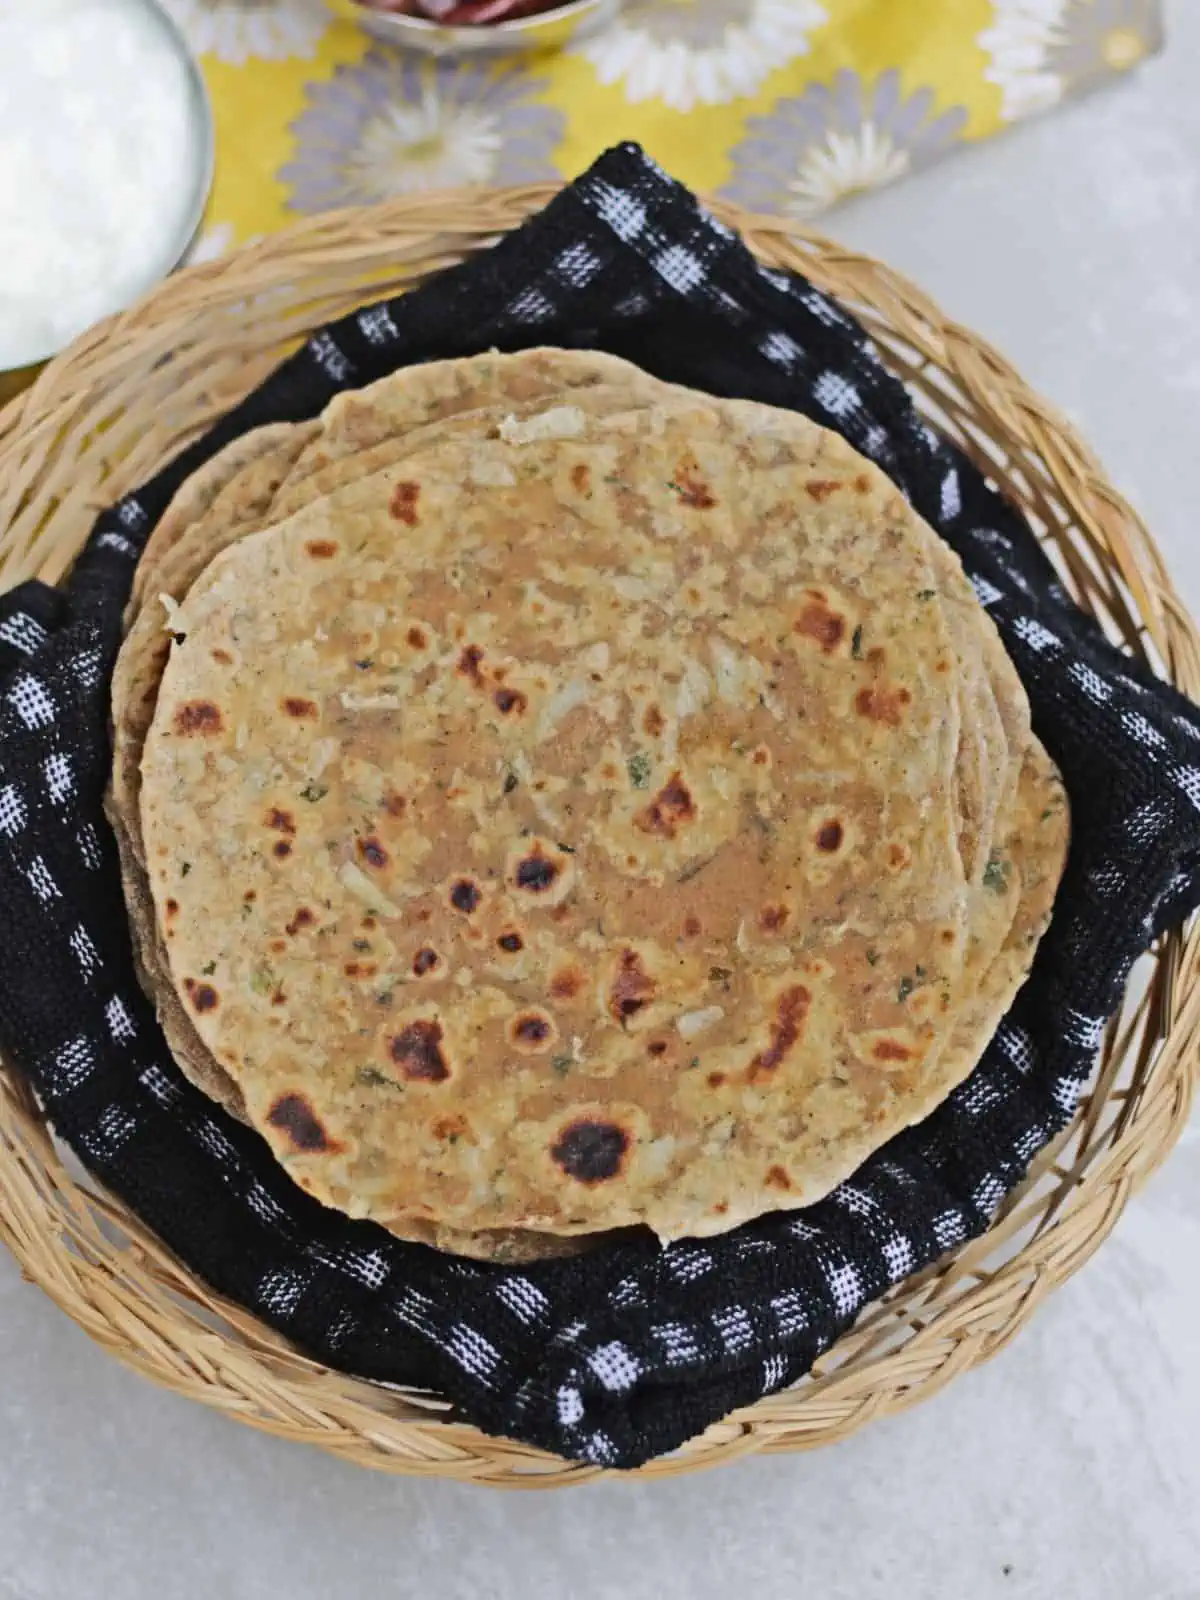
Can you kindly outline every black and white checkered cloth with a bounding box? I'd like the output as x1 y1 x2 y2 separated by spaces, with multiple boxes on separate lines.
2 145 1198 1468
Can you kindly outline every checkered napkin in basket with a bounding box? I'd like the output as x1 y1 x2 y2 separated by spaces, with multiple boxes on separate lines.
2 145 1199 1469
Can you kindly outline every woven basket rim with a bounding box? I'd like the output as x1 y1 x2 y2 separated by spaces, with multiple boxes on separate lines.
0 185 1197 1487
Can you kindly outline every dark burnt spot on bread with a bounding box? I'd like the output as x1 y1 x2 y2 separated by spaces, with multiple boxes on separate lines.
267 807 296 835
682 915 702 938
642 704 665 738
765 1164 792 1190
751 744 771 766
388 1019 449 1082
816 819 844 853
805 478 842 502
570 462 591 493
759 903 789 933
412 947 439 977
432 1114 468 1143
243 890 256 903
854 473 872 494
748 985 811 1082
449 876 482 914
634 771 696 839
271 987 287 1007
267 1092 337 1153
285 907 314 936
608 948 655 1025
382 791 407 817
173 700 223 736
707 1070 726 1088
211 648 233 666
794 592 846 653
550 1119 629 1184
273 840 293 859
357 835 389 870
282 697 319 720
304 539 338 559
494 686 527 716
873 1037 914 1063
457 643 485 686
509 1010 556 1052
496 930 523 953
165 898 179 919
270 939 286 954
513 847 560 895
183 978 218 1013
887 841 911 870
647 1039 668 1057
343 960 377 978
390 481 420 525
406 625 427 650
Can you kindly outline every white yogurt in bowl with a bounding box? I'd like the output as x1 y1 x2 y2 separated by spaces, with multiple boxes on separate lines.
0 0 212 371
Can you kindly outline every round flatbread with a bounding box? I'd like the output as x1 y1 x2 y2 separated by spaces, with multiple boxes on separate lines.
140 397 976 1243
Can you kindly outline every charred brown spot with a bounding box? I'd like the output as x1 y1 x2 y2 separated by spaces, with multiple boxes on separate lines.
794 595 846 653
449 877 482 914
550 1119 629 1184
343 961 377 978
457 644 485 686
496 931 523 953
570 462 591 492
304 538 338 559
759 903 790 933
805 478 842 502
514 849 560 895
390 481 420 525
267 807 296 835
357 836 390 870
270 939 286 954
267 1093 335 1153
765 1164 792 1190
285 907 315 937
211 648 233 665
273 840 293 859
866 646 887 667
752 746 771 766
707 1071 726 1088
642 704 665 737
550 966 584 1000
282 697 319 720
412 947 439 977
183 978 219 1014
854 473 871 494
673 463 717 510
243 890 256 903
855 684 912 726
389 1020 449 1082
888 842 911 870
271 987 287 1006
634 772 696 839
683 915 702 938
432 1114 468 1143
407 626 428 650
165 898 179 919
873 1038 914 1063
509 1011 555 1050
816 819 844 853
748 985 811 1082
648 1039 668 1057
173 700 223 736
609 948 656 1024
494 687 527 716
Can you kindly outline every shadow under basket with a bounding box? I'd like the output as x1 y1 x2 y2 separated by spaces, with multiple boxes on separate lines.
0 188 1197 1488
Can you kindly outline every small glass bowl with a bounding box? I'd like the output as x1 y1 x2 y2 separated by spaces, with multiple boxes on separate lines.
330 0 621 57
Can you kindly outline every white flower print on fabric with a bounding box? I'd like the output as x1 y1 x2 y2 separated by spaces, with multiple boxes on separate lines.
160 0 325 65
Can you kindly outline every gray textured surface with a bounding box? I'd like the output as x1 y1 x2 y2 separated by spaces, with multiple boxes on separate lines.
2 8 1199 1597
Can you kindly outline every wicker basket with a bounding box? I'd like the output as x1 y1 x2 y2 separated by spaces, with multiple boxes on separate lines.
1 188 1197 1488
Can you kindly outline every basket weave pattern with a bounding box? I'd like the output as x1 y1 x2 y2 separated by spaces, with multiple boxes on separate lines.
0 188 1197 1486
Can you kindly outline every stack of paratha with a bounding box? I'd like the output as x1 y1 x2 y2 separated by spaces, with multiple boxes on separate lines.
107 349 1069 1262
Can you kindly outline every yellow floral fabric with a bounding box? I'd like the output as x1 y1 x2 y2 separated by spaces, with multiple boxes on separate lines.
166 0 1163 258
